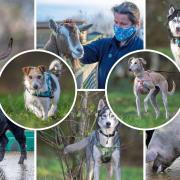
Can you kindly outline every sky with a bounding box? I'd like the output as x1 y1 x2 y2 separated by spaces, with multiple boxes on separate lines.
37 0 144 21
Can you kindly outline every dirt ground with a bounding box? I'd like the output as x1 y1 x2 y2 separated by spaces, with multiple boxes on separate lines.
146 157 180 180
0 152 34 180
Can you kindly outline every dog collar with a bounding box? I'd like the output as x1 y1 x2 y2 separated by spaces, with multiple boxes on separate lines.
174 38 180 46
99 129 116 137
27 72 54 98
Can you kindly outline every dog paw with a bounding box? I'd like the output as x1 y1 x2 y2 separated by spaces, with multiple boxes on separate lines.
48 112 55 117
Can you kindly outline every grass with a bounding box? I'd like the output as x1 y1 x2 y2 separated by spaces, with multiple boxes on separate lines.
107 80 180 129
0 91 75 129
37 156 143 180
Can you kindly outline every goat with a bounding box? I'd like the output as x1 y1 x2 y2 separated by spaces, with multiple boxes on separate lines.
44 19 92 71
0 38 13 61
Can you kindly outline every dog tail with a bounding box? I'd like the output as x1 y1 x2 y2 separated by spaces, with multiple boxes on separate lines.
49 59 62 77
168 81 176 95
64 137 89 154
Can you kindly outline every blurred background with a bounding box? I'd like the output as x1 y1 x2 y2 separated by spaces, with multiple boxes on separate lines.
37 91 143 180
107 51 180 128
146 0 180 57
0 0 34 69
0 51 76 128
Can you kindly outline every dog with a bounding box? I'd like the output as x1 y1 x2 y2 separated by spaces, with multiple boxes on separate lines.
22 59 61 120
167 4 180 67
64 99 121 180
128 57 176 119
0 109 27 164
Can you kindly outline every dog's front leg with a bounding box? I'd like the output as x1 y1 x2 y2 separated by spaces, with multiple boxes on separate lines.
93 146 101 180
112 149 121 180
135 95 141 117
40 100 50 120
134 84 141 117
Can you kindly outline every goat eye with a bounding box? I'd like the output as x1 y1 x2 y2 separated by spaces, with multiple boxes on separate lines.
37 75 42 79
29 75 32 79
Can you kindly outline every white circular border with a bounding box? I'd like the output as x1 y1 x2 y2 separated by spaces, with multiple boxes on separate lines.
0 49 77 131
105 49 180 131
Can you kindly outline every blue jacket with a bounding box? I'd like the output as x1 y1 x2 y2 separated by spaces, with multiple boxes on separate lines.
81 35 143 89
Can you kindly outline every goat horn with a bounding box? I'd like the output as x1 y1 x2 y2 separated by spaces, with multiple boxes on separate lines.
78 24 93 32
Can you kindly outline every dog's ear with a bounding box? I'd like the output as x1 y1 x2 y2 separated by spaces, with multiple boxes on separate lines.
168 5 175 16
38 65 46 73
128 57 134 64
22 67 32 75
139 58 146 65
98 99 105 111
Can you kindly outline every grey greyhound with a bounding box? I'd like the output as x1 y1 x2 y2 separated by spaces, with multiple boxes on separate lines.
128 57 176 119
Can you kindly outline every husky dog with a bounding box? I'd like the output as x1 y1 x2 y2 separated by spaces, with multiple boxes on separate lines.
64 99 121 180
22 59 61 120
0 109 27 164
129 57 176 119
168 5 180 67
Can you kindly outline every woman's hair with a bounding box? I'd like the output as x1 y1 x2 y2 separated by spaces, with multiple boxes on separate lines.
112 2 140 24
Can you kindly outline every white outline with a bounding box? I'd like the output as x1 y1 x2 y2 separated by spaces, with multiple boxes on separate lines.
0 49 77 131
105 49 180 131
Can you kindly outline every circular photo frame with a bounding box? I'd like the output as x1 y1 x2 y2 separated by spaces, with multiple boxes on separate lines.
0 50 77 130
106 49 180 130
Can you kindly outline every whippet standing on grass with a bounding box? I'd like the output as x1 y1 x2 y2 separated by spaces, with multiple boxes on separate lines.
128 57 176 119
22 59 61 120
64 99 121 180
167 5 180 67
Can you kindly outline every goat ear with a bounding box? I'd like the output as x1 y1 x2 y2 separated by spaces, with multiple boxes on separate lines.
49 19 58 33
98 99 105 111
22 67 31 75
139 58 146 65
38 65 46 73
168 5 175 16
128 57 134 64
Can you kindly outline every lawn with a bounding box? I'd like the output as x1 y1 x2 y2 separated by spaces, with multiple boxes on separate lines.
107 79 180 129
37 156 143 180
0 91 75 129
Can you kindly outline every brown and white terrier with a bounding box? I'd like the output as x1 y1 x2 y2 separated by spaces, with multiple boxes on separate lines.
22 59 61 120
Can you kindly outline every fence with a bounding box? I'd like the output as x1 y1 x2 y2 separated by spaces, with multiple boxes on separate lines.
37 21 100 89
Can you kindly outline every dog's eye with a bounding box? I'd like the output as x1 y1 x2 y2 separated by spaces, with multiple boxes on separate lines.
37 75 42 79
29 75 32 79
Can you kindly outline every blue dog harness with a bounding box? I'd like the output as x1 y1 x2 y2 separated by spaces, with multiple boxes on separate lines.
27 72 55 98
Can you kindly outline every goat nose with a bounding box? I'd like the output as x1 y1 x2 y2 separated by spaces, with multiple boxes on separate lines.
33 84 38 90
129 68 132 71
76 47 83 53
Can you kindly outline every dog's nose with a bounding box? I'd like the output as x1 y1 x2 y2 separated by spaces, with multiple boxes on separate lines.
106 122 111 127
129 68 132 71
33 84 38 90
176 27 180 32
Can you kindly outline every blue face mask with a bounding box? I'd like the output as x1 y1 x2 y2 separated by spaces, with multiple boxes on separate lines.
113 24 136 42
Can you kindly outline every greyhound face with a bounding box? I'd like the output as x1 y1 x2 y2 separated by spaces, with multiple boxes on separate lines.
128 57 146 72
168 5 180 37
49 19 84 59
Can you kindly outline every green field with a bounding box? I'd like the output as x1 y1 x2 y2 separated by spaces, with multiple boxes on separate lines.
0 91 74 129
108 80 180 129
37 156 143 180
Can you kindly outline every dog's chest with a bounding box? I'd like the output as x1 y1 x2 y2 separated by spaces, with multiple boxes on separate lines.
171 42 180 58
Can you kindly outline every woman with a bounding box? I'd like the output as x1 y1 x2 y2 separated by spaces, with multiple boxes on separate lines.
81 2 143 89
